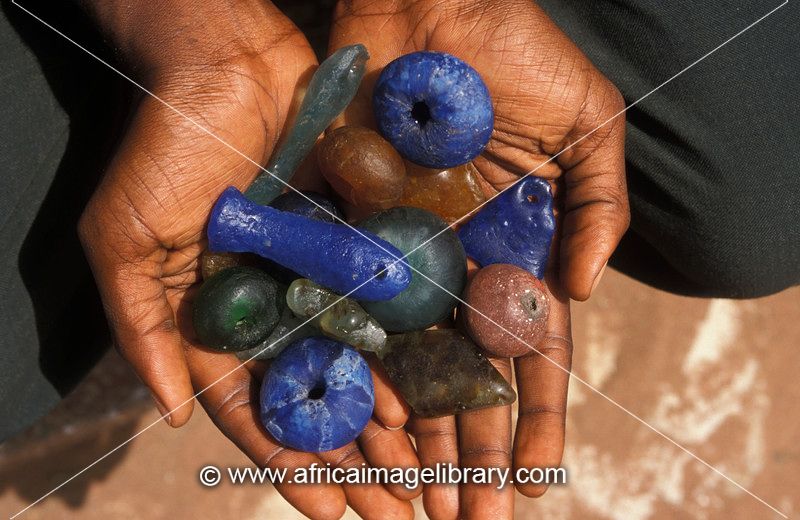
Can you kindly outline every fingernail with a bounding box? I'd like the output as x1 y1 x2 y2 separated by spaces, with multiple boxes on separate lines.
590 261 608 294
151 393 173 426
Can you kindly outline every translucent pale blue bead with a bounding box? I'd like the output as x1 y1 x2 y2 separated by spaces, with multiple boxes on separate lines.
245 45 369 205
286 278 386 352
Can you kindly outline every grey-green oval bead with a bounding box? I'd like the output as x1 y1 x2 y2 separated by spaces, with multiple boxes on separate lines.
358 207 466 331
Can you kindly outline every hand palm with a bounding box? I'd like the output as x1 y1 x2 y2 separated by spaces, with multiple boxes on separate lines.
81 1 629 518
81 10 418 518
330 0 629 517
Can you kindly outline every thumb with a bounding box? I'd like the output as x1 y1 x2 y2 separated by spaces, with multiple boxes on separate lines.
79 204 195 427
557 79 629 301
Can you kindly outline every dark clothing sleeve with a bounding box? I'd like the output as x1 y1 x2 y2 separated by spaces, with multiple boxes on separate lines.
0 2 126 441
536 0 800 297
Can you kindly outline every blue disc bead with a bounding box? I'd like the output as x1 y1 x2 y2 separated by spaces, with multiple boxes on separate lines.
260 337 375 453
373 51 494 169
458 176 555 279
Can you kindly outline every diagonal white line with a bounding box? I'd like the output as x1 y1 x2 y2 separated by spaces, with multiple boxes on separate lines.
8 1 789 518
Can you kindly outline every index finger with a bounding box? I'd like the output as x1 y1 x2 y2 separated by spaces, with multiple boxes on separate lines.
512 274 572 498
185 347 348 520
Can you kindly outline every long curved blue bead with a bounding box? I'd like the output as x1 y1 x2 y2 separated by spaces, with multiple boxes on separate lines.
457 176 555 279
245 45 370 205
208 187 411 301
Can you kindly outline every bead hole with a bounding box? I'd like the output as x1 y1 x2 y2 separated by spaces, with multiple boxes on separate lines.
527 194 539 203
234 316 250 329
308 383 326 400
411 101 432 128
374 264 388 280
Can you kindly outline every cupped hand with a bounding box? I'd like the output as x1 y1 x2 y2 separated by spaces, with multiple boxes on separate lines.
78 1 418 517
330 0 629 517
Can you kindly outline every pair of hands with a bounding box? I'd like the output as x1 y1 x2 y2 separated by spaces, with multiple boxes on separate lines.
78 0 629 518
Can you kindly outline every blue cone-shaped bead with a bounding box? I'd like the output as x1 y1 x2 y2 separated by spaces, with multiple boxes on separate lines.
260 336 375 453
208 187 411 301
458 176 555 279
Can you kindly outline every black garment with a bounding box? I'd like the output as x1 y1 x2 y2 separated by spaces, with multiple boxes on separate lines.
1 1 798 442
0 2 126 442
536 0 800 297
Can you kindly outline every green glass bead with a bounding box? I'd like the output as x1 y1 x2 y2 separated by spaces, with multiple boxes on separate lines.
286 278 386 352
376 330 516 417
245 45 369 205
235 307 317 361
192 267 285 351
358 207 466 331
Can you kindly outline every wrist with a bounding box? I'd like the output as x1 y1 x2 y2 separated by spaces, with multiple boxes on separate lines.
78 0 291 85
79 0 194 58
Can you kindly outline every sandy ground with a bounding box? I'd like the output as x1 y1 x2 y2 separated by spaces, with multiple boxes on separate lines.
1 269 798 519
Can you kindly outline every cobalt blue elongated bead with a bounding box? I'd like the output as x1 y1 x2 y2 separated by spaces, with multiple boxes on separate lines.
260 336 375 453
264 191 345 284
457 176 555 279
208 187 411 301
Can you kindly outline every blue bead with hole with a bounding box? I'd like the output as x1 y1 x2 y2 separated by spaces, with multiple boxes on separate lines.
260 336 375 453
372 51 494 169
458 176 555 279
208 186 411 301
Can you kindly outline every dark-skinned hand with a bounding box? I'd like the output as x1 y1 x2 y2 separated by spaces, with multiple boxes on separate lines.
329 0 629 518
78 1 419 518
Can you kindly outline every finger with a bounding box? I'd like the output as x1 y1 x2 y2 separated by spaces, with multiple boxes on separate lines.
319 441 415 520
185 347 347 520
557 77 629 301
358 419 422 500
513 275 572 498
456 357 514 519
79 214 195 427
408 415 460 520
366 354 411 429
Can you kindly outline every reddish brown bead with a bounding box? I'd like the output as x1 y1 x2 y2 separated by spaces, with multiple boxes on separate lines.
317 126 407 210
462 263 550 358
